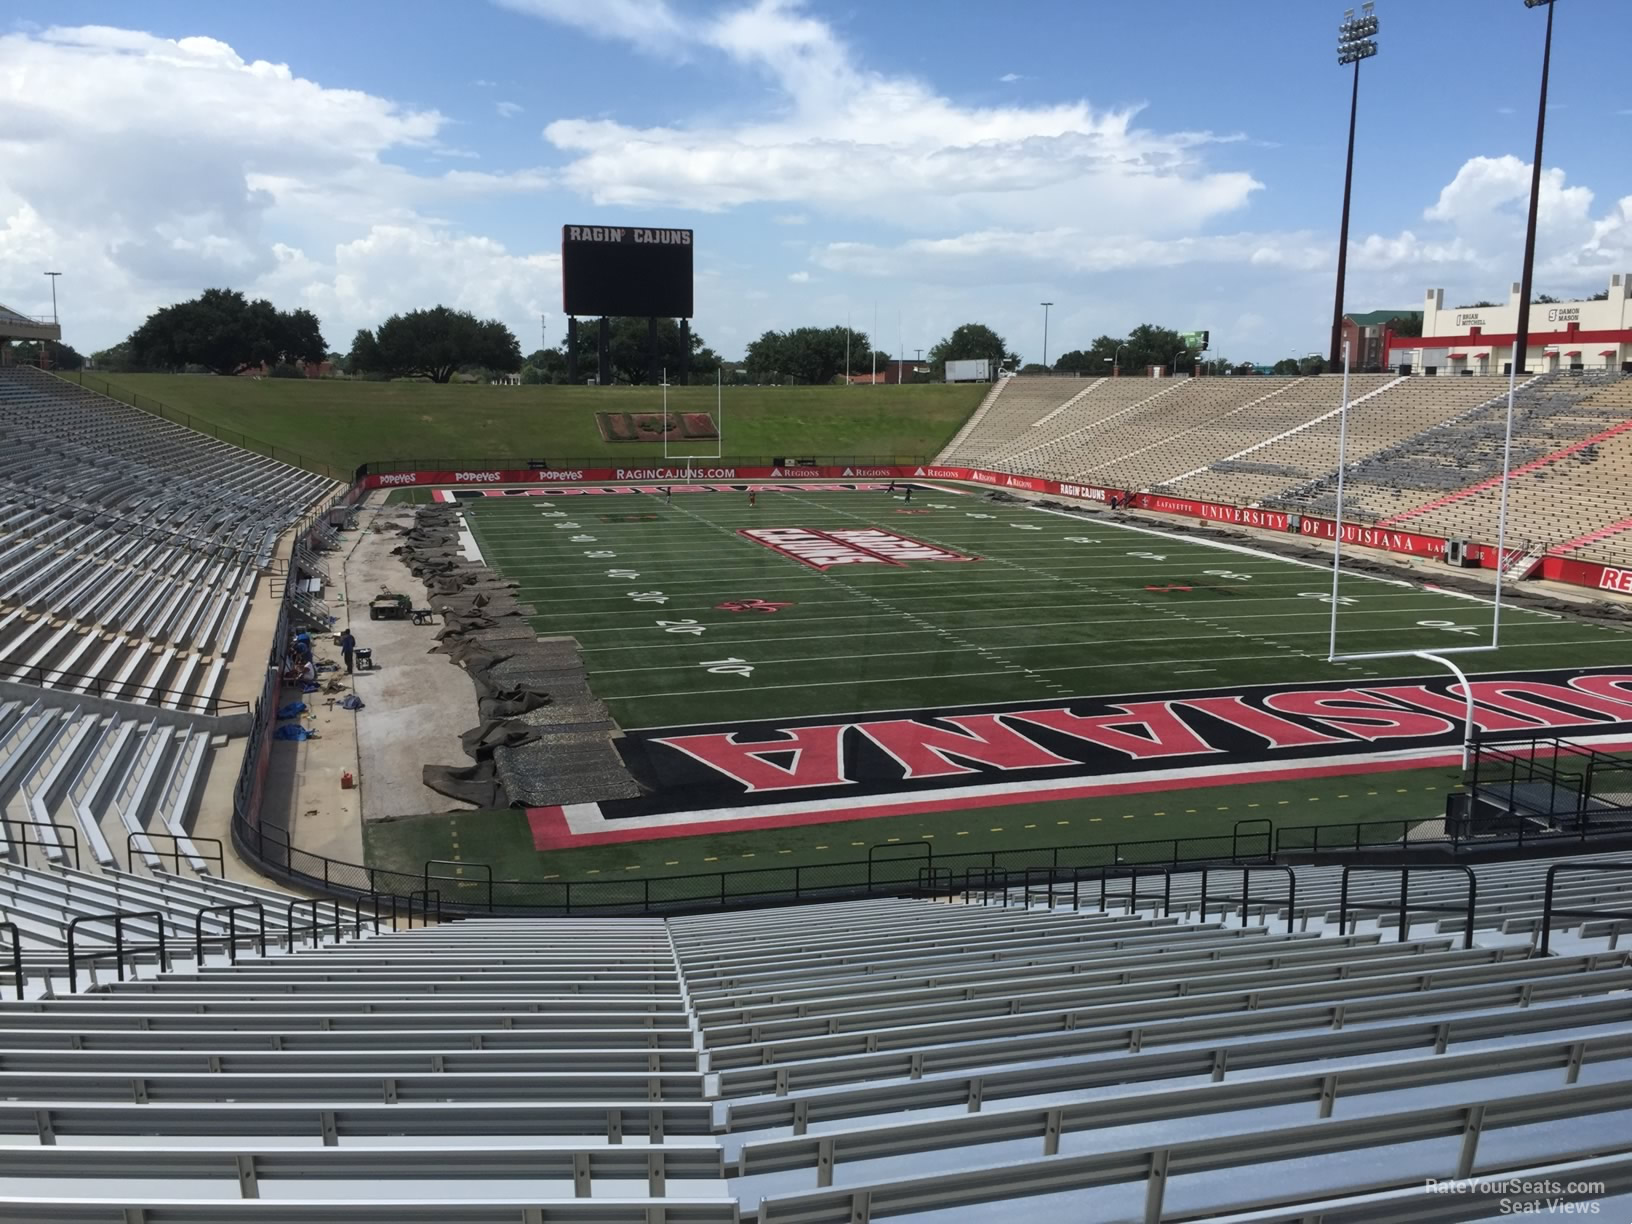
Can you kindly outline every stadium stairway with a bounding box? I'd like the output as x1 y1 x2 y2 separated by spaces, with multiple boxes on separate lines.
0 852 1629 1218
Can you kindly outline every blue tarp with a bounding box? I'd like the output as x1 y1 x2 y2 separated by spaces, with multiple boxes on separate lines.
276 701 307 720
273 724 314 741
340 694 365 710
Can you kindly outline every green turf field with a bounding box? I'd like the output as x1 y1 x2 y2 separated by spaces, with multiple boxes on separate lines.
362 482 1632 885
466 484 1630 729
67 372 981 475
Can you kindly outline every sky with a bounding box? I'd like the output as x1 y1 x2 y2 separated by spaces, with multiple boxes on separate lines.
2 0 1629 367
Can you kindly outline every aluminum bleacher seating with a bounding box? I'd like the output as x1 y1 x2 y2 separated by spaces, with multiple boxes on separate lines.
0 850 1625 1218
0 364 337 711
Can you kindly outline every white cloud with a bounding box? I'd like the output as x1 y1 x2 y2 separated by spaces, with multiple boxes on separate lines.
1349 155 1629 300
774 213 808 225
496 100 523 118
0 25 556 350
787 270 809 282
998 72 1022 83
511 0 1257 233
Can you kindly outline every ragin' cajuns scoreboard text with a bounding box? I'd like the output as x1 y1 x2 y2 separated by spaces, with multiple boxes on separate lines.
561 225 694 319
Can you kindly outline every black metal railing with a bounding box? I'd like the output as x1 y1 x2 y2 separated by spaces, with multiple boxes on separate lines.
0 923 22 1001
424 861 492 911
128 831 225 878
5 663 247 716
1539 861 1632 954
1197 865 1297 928
1 819 80 871
193 902 267 965
66 910 169 993
284 898 344 949
1337 864 1478 950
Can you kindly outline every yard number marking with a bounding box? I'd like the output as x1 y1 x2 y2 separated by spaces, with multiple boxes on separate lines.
701 657 755 678
607 569 640 579
658 619 706 636
1417 619 1484 637
629 590 669 604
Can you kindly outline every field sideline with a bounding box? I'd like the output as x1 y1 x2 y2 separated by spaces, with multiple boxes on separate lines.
362 481 1632 885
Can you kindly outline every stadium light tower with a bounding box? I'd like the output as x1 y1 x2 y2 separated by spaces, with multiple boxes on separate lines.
1328 4 1378 372
1513 0 1557 376
43 271 61 323
1040 302 1053 371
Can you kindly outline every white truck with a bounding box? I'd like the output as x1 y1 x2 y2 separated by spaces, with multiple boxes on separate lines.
945 358 992 383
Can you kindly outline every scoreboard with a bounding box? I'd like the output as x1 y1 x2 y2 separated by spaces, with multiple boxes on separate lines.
561 225 694 319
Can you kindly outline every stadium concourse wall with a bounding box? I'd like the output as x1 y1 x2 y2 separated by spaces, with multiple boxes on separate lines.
356 462 1632 596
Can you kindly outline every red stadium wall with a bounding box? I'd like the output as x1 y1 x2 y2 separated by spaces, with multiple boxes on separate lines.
359 465 1627 595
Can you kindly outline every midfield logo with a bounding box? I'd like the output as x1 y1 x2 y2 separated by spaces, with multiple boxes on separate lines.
739 527 978 570
717 599 794 614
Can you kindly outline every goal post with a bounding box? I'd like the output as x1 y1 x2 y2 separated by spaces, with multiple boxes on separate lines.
661 367 724 467
1325 341 1523 768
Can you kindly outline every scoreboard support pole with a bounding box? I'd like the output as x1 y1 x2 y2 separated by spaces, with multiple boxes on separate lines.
647 317 659 388
566 317 578 384
680 321 690 386
597 317 611 387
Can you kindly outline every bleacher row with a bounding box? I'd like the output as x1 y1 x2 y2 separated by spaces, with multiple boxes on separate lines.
0 696 215 876
942 372 1632 566
0 365 335 710
0 850 1626 1220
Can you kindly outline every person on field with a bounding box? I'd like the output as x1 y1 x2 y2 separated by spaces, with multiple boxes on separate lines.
903 485 912 503
748 489 758 508
339 627 356 675
887 481 895 494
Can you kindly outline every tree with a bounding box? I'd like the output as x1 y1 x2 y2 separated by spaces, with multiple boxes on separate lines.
6 340 84 370
1386 314 1423 338
1534 294 1560 304
743 325 868 385
126 288 325 374
349 307 520 383
1271 358 1301 375
558 319 720 384
1589 290 1610 301
1454 300 1498 309
1299 354 1327 376
928 323 1010 380
90 341 136 372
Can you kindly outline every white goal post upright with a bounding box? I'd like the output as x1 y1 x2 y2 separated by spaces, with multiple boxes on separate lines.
661 367 725 483
1324 340 1523 769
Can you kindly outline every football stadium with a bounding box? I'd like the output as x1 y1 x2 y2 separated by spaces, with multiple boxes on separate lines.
2 2 1632 1220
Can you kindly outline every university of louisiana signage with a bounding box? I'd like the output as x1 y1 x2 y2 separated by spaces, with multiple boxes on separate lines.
602 668 1632 822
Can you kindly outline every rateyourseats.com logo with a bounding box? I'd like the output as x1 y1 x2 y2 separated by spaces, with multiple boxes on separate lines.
1426 1178 1603 1215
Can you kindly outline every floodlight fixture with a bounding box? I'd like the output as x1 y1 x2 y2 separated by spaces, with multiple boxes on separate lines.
1328 3 1378 369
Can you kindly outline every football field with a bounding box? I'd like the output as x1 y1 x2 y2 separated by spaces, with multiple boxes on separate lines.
465 482 1628 727
365 481 1632 883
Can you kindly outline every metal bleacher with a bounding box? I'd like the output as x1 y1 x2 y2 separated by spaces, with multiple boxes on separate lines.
0 851 1625 1219
0 364 334 712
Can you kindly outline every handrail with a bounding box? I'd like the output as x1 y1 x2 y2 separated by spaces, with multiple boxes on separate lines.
0 923 23 1001
284 897 342 949
1 818 80 871
1198 865 1297 929
66 910 168 993
867 842 930 889
1538 861 1632 954
6 662 248 716
424 860 490 912
1100 865 1172 917
406 889 441 929
1338 864 1478 950
193 902 266 966
128 831 225 878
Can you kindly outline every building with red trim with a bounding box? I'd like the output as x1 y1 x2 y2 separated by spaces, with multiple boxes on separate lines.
1387 273 1631 375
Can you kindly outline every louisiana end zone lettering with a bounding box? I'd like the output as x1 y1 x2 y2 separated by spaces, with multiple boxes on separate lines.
562 224 694 319
605 667 1632 819
740 526 977 570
